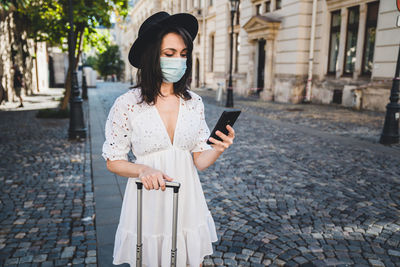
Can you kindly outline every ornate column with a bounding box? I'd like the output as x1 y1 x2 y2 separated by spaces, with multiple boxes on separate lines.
336 7 348 78
354 3 367 79
262 37 274 100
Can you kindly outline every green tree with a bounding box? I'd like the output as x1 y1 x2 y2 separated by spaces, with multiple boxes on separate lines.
95 44 124 81
7 0 128 109
84 55 97 68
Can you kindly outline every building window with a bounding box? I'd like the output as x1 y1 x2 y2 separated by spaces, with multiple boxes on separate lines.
265 1 271 13
328 10 341 74
234 33 240 72
198 33 201 45
343 6 359 75
256 4 262 15
209 0 213 6
210 34 215 72
276 0 282 10
362 1 379 75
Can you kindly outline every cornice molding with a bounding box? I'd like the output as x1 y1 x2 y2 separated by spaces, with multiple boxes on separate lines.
243 15 281 40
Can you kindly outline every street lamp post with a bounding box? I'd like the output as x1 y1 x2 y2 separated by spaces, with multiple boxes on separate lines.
225 0 239 108
81 53 88 100
130 66 133 86
82 68 88 100
68 0 87 139
379 44 400 144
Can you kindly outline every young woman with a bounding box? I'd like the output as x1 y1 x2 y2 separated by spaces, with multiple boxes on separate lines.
102 12 235 267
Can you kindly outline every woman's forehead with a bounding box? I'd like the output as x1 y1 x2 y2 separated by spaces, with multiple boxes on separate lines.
161 32 187 50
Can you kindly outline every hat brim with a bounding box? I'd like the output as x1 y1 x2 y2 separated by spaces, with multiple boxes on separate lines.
128 13 198 69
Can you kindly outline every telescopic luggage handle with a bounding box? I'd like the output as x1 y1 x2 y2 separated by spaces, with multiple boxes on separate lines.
140 180 181 190
134 178 181 267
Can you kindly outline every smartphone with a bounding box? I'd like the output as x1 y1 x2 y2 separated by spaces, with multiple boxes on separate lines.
207 109 241 144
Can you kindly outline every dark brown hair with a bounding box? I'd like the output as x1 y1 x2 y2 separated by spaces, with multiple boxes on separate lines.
134 26 193 105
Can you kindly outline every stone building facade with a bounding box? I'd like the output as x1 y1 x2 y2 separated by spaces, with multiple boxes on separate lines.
0 12 49 103
116 0 399 111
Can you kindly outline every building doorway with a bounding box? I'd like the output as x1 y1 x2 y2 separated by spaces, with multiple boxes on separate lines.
257 39 266 95
195 58 200 88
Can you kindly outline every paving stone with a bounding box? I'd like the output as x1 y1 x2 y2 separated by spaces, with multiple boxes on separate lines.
223 252 235 259
388 249 400 257
54 258 69 266
368 259 385 267
223 258 237 266
40 261 54 267
274 258 286 266
72 258 84 264
212 251 223 258
249 256 262 263
84 256 96 264
61 246 75 258
242 248 254 256
213 258 224 265
86 249 96 257
19 255 33 264
32 254 47 262
4 258 19 265
293 256 308 264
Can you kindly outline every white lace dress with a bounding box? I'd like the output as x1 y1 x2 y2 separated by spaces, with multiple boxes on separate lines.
102 88 218 267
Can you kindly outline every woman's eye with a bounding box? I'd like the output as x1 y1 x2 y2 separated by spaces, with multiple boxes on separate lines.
181 54 187 58
165 54 174 57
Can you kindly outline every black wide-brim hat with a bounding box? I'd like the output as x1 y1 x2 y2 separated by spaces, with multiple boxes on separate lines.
128 11 198 69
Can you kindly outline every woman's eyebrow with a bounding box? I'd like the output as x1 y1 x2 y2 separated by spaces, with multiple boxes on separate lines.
162 48 188 52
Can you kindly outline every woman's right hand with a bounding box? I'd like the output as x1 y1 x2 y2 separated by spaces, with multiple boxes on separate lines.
138 166 173 191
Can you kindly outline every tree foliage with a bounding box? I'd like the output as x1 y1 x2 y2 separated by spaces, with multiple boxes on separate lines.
94 44 125 81
3 0 128 109
83 55 97 68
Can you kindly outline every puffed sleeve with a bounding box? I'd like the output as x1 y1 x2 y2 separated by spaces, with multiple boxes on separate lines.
190 97 213 153
102 95 133 161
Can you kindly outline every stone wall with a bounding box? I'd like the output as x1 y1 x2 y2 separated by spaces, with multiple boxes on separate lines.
0 11 49 103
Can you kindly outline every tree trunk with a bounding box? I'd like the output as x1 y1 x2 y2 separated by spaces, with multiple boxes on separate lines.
60 28 85 110
60 67 71 110
13 12 32 96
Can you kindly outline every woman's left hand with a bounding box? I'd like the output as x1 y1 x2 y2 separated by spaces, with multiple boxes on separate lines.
208 125 235 153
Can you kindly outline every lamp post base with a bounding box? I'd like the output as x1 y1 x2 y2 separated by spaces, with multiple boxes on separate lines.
69 98 87 139
68 129 87 140
82 73 88 100
225 87 234 107
380 102 400 145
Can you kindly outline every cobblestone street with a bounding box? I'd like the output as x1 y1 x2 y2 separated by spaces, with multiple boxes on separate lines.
92 83 400 267
0 91 96 267
1 82 400 267
198 91 400 266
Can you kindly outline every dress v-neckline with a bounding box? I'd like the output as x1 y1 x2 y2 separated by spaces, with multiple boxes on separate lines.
153 96 182 147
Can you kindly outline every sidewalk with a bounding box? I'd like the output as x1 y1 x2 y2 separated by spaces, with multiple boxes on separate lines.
0 88 65 112
88 83 130 267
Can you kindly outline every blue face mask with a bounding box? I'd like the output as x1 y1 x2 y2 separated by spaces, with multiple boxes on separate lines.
160 57 187 83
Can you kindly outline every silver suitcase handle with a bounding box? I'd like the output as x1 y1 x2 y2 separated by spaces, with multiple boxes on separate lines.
134 178 181 267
